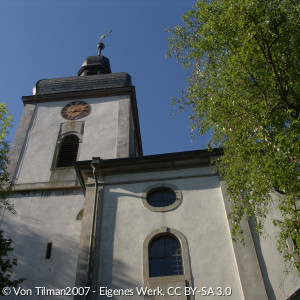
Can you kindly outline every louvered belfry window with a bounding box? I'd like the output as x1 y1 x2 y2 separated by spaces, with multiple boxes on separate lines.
56 135 79 167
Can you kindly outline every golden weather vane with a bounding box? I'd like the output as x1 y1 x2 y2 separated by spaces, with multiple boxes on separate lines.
97 30 112 55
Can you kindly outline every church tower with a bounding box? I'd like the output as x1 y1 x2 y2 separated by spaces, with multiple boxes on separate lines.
4 42 142 295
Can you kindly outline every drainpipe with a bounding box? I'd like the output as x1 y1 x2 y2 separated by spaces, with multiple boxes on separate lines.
87 157 102 296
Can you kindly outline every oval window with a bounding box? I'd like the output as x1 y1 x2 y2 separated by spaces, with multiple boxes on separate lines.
147 188 176 208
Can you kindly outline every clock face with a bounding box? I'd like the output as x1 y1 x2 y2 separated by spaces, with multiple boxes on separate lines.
61 101 91 120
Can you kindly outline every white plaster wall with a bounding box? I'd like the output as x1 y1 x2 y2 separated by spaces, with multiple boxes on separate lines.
98 167 244 299
80 96 120 161
252 194 300 300
15 95 130 184
1 190 84 299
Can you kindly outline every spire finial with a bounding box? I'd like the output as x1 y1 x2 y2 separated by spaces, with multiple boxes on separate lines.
97 30 112 55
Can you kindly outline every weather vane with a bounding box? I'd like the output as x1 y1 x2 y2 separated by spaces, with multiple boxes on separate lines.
97 30 112 55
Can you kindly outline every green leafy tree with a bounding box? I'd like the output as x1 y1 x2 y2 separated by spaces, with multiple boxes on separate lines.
0 103 23 293
167 0 300 272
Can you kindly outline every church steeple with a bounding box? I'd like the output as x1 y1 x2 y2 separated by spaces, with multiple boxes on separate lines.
78 31 112 76
78 54 111 76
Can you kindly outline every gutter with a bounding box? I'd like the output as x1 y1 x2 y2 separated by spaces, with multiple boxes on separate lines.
87 157 102 298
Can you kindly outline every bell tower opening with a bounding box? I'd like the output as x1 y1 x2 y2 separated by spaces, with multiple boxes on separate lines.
56 134 79 168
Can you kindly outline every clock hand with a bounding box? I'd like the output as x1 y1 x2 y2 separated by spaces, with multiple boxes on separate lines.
67 109 75 117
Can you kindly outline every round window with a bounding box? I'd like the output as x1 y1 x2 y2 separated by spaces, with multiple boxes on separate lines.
142 184 182 212
147 188 176 208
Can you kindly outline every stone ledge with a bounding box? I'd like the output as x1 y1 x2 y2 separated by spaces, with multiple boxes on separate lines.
12 181 81 192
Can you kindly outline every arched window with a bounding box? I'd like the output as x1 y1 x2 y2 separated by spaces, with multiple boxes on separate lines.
143 228 192 290
149 235 183 277
56 135 79 167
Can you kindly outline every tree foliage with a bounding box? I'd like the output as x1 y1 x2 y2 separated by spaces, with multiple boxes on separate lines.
0 230 24 293
0 103 23 292
167 0 300 272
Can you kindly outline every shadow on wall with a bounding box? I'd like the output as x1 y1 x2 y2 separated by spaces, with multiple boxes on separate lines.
111 259 137 290
1 194 83 299
249 218 276 300
3 228 80 299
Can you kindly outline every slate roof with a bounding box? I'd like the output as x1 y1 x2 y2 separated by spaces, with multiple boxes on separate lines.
33 72 132 95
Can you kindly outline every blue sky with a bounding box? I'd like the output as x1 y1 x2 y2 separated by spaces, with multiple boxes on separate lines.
0 0 210 156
